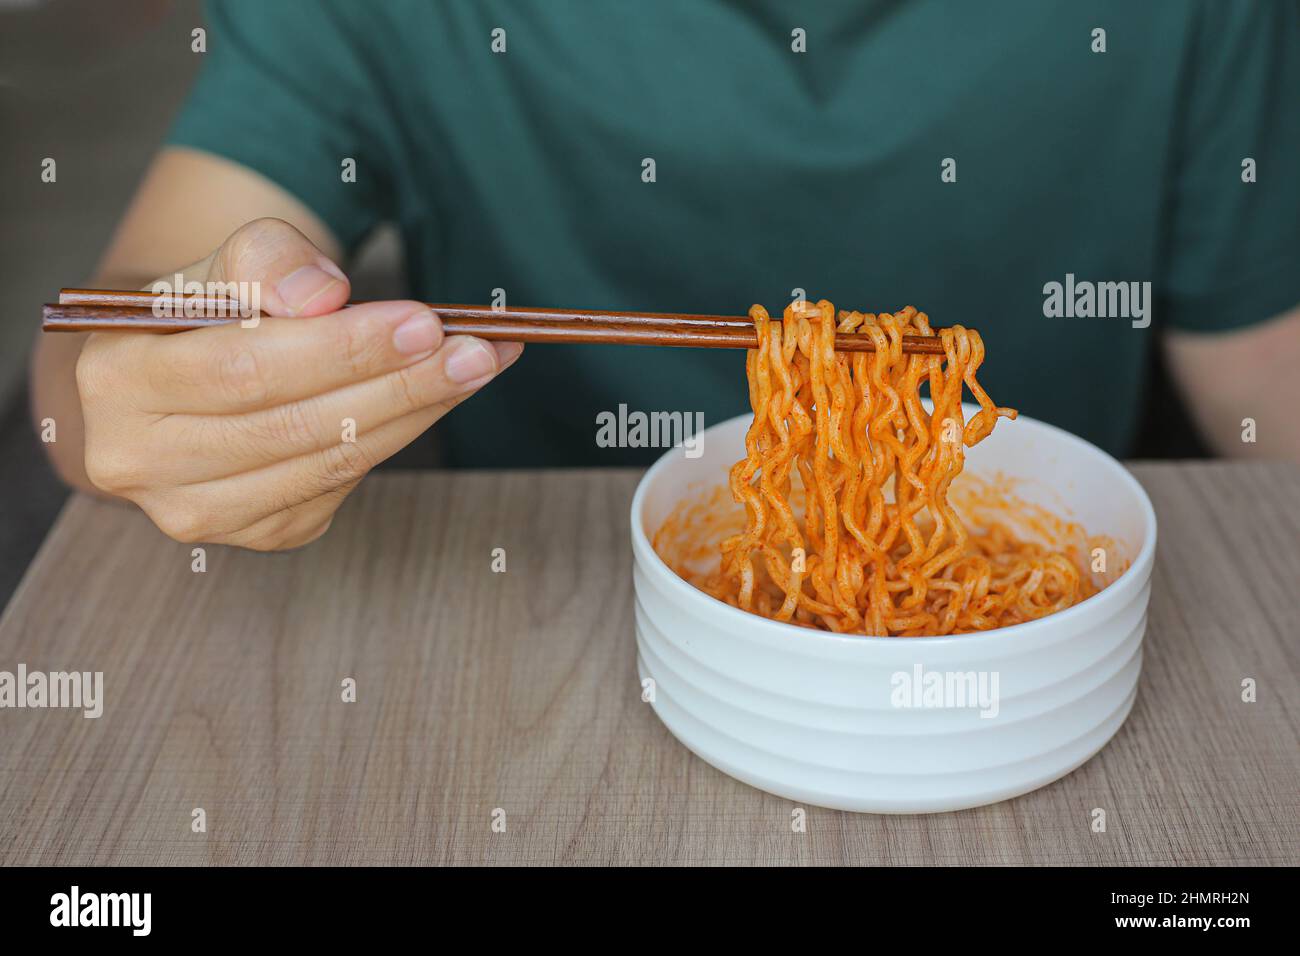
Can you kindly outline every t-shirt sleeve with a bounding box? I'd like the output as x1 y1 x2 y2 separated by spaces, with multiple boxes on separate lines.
1159 1 1300 333
166 0 394 253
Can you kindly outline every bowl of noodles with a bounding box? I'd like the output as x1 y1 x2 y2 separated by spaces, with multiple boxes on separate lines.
631 301 1156 813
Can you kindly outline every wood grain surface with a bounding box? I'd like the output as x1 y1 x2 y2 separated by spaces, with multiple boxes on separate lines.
0 464 1296 866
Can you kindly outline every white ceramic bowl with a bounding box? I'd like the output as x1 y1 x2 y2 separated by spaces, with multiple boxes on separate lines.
631 406 1156 813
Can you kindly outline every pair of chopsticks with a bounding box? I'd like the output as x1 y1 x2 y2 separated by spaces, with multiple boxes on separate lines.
43 288 949 355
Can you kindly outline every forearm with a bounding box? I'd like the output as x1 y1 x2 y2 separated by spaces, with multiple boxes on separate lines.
1189 388 1300 461
1165 305 1300 463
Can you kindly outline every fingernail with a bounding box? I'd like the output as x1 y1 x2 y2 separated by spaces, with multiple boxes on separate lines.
494 341 524 368
443 337 498 385
276 264 340 313
392 308 442 355
316 256 348 282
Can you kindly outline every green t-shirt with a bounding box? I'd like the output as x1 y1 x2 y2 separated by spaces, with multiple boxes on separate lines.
169 0 1300 467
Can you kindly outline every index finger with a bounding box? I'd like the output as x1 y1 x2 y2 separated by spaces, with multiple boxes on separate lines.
133 299 446 414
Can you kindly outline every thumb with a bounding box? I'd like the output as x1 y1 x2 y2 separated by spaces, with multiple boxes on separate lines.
208 217 350 318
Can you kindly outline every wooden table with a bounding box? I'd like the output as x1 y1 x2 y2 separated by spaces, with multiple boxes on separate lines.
1 464 1296 866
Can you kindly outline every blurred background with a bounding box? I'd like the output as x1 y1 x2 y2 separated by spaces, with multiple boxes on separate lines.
0 0 1206 609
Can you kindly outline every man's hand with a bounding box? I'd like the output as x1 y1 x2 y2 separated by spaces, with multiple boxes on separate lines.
74 217 520 550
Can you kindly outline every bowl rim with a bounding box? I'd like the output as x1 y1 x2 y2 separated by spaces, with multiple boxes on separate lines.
629 406 1158 649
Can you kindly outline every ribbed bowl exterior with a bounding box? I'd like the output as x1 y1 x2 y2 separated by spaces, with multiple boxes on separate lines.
631 411 1156 813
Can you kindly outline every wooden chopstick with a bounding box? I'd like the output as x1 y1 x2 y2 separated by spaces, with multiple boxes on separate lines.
43 288 949 355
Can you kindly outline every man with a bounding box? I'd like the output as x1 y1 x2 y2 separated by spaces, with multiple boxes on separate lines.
32 0 1300 550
